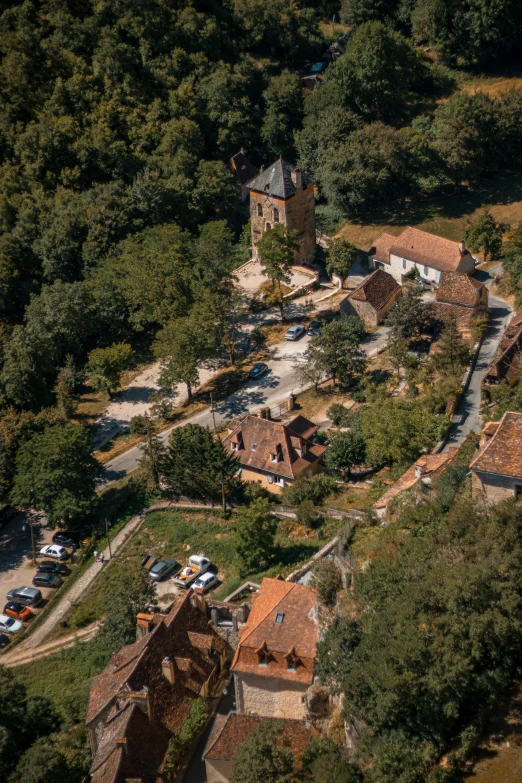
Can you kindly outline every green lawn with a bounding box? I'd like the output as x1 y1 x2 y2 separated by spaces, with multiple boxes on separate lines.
61 507 327 632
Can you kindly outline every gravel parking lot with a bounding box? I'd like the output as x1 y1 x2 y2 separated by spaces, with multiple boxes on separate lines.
0 512 60 621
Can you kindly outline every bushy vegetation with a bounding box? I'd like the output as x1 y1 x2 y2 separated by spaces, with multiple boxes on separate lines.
315 471 522 781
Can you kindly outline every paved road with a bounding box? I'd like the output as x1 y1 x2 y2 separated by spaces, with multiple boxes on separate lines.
445 266 512 448
101 326 390 485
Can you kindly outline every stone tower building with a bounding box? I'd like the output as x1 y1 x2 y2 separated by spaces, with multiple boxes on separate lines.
247 158 316 265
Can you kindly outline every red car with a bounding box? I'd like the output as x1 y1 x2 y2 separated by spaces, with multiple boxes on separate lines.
3 601 31 621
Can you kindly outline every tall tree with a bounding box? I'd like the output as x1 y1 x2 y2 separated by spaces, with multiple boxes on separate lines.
87 343 133 397
326 238 358 282
234 498 277 578
465 210 506 264
154 311 215 400
164 424 242 504
324 431 366 477
432 315 471 376
99 569 156 650
385 286 429 339
300 317 367 387
130 414 167 491
10 423 101 528
257 225 299 321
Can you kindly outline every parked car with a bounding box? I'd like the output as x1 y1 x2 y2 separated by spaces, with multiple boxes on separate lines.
191 572 219 594
0 633 10 648
172 555 211 588
39 544 68 561
6 587 43 608
52 531 80 549
37 560 69 576
307 320 323 336
284 325 306 341
248 362 269 380
33 573 62 589
3 602 31 621
0 614 23 634
149 558 181 582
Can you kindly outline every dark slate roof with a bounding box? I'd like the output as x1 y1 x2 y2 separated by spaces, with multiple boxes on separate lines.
246 158 314 199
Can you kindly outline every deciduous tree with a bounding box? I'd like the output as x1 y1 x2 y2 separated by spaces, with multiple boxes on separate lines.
257 225 299 321
232 719 293 783
87 343 133 397
465 210 506 263
326 238 358 282
234 498 277 578
10 423 101 527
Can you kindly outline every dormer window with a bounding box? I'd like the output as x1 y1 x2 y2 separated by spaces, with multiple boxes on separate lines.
256 641 269 666
270 443 282 462
284 646 299 672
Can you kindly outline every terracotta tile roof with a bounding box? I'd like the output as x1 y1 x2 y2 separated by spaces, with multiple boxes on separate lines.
486 312 522 381
230 151 259 186
370 227 474 273
346 269 401 311
374 448 459 509
429 301 477 334
437 271 485 306
231 578 319 685
203 714 312 762
368 232 399 264
470 411 522 479
88 592 229 783
221 415 326 480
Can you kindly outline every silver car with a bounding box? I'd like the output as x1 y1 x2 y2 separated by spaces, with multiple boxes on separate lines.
0 614 23 634
284 325 306 341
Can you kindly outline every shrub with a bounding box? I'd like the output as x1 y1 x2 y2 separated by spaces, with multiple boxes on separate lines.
310 558 341 606
297 500 323 529
327 402 352 426
283 473 337 506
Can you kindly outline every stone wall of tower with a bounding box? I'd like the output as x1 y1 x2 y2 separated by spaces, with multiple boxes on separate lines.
250 184 316 264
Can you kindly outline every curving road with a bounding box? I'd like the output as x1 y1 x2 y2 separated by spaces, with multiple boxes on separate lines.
100 325 390 486
445 266 512 448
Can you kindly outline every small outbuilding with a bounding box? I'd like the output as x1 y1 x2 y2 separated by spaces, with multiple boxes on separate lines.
340 268 401 327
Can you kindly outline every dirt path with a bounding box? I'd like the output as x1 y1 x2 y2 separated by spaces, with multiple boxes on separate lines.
1 621 100 668
6 508 148 652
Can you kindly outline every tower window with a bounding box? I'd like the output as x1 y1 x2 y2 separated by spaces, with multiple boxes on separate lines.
265 222 271 231
273 208 279 223
256 203 263 217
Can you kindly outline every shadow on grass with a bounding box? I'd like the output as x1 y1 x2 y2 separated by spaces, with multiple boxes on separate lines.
274 543 319 567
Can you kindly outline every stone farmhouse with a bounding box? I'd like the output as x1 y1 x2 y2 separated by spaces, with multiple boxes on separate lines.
221 414 325 493
369 227 476 284
247 157 316 264
484 313 522 387
340 268 401 327
430 270 489 347
470 412 522 503
203 714 312 783
374 448 459 520
231 577 320 719
86 592 229 783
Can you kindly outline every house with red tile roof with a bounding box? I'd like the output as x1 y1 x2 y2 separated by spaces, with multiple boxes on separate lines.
203 714 312 783
369 227 476 285
231 577 320 719
484 313 522 387
470 412 522 504
86 592 229 783
340 268 401 326
374 448 459 520
221 414 326 493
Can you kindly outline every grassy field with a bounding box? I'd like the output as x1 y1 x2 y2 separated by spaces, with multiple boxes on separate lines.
336 166 522 253
60 507 329 633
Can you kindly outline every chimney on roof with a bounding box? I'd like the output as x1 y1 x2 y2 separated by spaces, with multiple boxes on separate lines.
291 168 302 189
162 656 175 685
136 612 154 640
415 464 424 479
459 240 467 255
116 738 127 754
260 165 265 172
129 687 151 721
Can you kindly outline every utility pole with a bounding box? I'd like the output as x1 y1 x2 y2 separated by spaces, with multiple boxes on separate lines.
29 516 36 566
105 518 112 560
221 474 226 515
210 392 217 429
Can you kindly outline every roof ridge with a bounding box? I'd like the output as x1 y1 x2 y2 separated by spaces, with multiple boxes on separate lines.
239 579 295 646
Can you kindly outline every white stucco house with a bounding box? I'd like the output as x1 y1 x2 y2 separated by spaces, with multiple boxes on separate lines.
368 227 477 285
